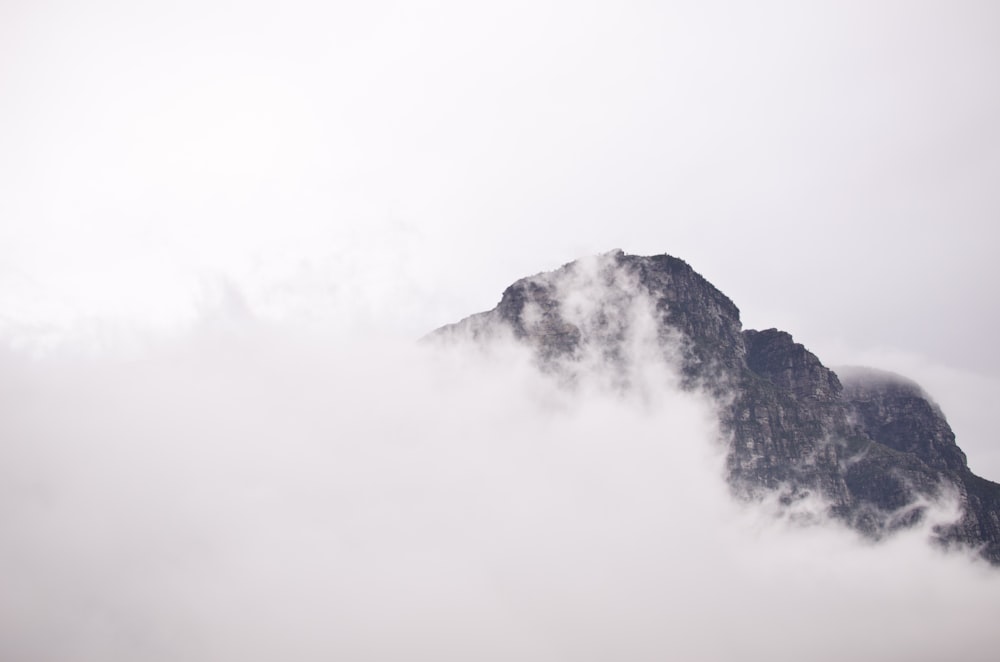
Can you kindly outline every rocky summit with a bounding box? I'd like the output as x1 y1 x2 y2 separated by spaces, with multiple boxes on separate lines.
431 250 1000 564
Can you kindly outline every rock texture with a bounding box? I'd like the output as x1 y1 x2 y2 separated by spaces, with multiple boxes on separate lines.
432 250 1000 563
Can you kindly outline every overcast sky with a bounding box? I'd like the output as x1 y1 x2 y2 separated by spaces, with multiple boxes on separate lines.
2 0 998 340
3 0 998 468
2 2 1000 657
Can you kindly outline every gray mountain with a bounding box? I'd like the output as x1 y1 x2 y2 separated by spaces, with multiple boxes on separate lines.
431 250 1000 563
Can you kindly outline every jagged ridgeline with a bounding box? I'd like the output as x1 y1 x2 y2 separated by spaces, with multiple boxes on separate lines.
430 250 1000 564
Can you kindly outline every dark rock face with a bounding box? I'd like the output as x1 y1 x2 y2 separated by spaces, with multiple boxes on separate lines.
839 368 967 473
431 250 1000 564
744 329 843 401
838 368 1000 558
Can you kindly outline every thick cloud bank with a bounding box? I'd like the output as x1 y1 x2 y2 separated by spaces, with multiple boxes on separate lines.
1 321 999 662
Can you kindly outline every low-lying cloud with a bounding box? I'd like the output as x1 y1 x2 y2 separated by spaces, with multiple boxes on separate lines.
1 317 998 662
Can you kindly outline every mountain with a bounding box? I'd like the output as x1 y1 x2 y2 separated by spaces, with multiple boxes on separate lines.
431 250 1000 564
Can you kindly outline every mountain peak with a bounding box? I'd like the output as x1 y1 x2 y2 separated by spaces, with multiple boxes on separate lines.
431 251 1000 564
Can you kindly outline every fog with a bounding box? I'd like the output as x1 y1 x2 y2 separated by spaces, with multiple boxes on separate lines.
1 307 999 662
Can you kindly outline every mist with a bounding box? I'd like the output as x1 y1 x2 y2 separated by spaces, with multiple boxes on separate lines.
2 308 999 662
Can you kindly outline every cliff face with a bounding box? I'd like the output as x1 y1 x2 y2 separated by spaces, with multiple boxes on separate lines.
432 250 1000 563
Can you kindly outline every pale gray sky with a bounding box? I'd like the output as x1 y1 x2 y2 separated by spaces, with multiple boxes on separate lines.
2 0 998 344
3 0 997 466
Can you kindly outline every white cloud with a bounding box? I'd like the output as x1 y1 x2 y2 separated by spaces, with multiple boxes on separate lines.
1 308 998 661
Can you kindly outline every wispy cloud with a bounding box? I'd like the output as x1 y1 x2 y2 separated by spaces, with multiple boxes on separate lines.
1 302 997 661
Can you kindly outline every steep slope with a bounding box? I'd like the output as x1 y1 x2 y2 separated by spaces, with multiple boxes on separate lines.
431 250 1000 563
839 367 1000 560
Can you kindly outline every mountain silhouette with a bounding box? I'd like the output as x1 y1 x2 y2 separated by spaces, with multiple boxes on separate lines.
432 250 1000 563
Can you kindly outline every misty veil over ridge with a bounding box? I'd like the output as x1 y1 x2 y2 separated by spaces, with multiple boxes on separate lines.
432 250 1000 563
4 250 1000 662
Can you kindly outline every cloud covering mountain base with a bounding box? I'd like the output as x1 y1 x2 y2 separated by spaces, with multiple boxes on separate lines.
1 323 999 662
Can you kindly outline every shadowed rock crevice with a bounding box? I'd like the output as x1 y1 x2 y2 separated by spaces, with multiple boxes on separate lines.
431 250 1000 564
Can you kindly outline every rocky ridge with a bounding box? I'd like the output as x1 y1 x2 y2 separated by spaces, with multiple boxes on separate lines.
432 250 1000 563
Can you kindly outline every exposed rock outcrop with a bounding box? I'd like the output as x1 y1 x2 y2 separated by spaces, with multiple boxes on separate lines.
431 250 1000 563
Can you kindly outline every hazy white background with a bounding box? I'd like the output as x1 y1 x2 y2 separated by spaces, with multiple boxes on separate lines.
3 3 999 341
2 1 1000 659
3 330 998 661
3 0 999 344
